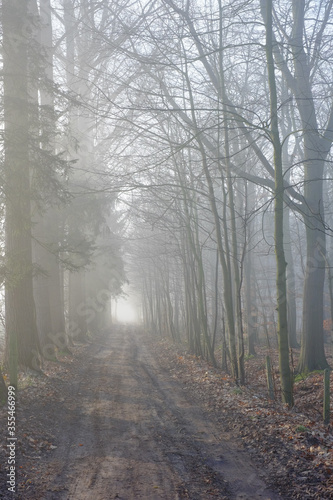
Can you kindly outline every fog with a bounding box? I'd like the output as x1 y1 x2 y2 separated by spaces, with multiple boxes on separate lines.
112 298 140 324
1 0 332 399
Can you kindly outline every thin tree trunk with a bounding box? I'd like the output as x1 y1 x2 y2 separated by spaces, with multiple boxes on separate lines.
68 271 88 342
0 367 7 404
261 0 293 406
218 0 245 383
40 0 67 346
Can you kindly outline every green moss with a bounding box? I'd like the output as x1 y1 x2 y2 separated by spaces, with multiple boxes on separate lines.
295 425 309 433
233 388 243 395
294 373 306 383
294 369 324 383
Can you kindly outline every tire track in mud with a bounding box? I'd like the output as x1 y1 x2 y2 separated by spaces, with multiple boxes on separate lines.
37 326 281 499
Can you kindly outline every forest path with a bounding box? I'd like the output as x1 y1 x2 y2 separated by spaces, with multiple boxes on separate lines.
20 326 281 499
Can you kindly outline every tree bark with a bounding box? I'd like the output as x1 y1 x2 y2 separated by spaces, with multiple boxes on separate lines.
3 0 42 371
0 367 7 405
261 0 293 405
269 0 332 372
290 0 330 372
68 270 88 342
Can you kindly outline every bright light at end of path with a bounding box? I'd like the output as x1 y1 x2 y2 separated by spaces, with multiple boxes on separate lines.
114 299 139 323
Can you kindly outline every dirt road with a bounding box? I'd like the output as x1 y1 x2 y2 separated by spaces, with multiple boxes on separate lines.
4 326 282 499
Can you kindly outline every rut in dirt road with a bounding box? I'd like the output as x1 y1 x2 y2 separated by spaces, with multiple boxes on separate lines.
36 326 281 500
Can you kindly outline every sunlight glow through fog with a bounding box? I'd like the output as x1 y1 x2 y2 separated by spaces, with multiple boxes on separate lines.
114 298 139 323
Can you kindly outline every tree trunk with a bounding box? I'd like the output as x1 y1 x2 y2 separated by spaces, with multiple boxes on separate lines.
3 0 42 371
218 1 245 383
68 271 88 342
298 223 327 371
245 250 257 356
0 367 7 405
33 216 57 359
261 0 293 405
41 0 67 341
278 0 331 372
284 210 298 348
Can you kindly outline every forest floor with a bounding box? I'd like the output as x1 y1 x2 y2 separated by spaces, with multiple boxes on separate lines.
0 325 332 499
